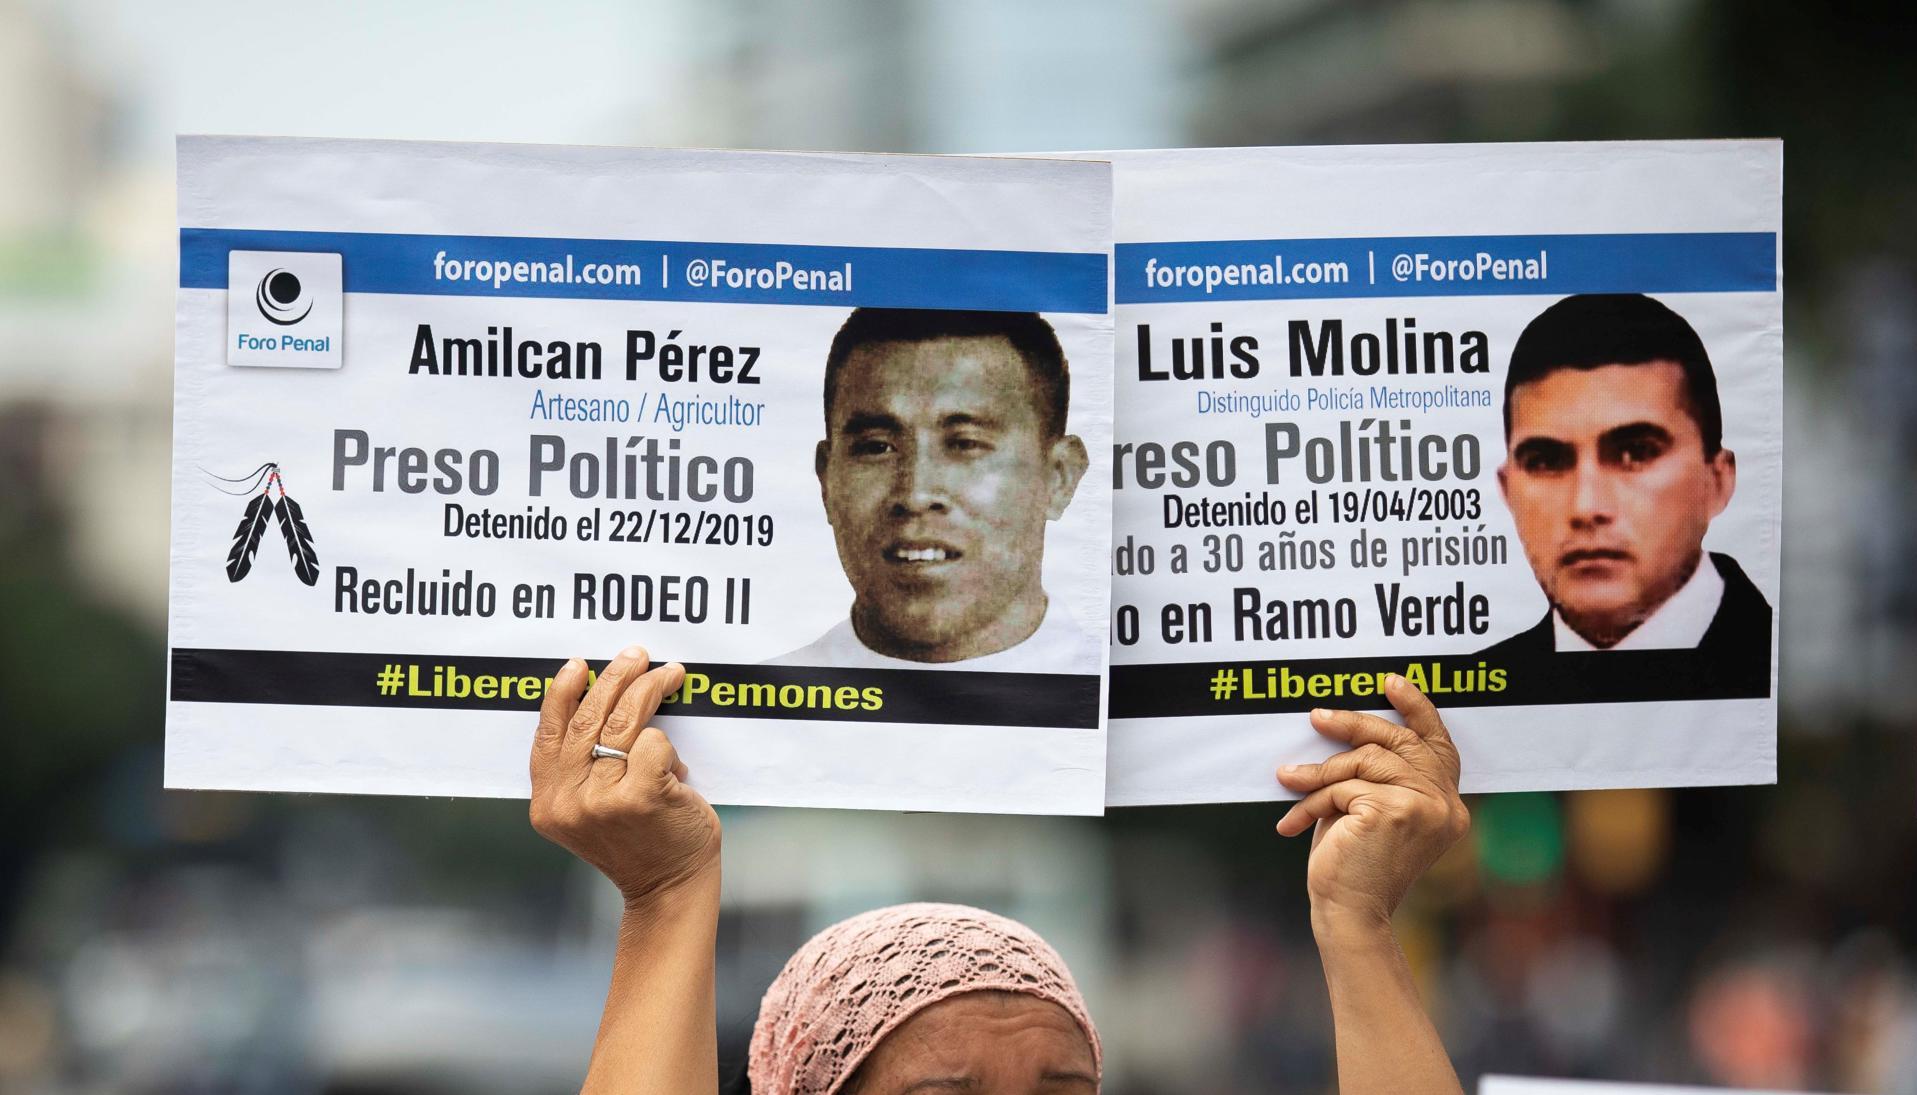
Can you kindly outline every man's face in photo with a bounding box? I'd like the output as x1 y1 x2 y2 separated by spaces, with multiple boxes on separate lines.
1498 361 1736 646
817 334 1087 662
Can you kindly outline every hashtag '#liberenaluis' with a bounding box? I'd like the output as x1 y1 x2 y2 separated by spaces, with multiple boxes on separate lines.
1210 668 1238 701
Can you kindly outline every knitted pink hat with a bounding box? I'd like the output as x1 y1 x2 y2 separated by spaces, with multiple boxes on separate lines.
748 902 1102 1095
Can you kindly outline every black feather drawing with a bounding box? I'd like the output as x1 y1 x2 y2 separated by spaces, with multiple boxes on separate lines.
225 491 275 582
274 492 321 586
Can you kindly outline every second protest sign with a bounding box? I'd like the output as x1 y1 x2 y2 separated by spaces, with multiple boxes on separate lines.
1098 141 1780 804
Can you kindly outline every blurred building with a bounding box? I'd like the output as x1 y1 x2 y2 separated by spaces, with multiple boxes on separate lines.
0 0 173 625
1185 0 1615 144
674 0 1189 153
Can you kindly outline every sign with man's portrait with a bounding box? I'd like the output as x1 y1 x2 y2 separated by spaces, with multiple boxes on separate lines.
167 137 1115 815
1095 142 1780 805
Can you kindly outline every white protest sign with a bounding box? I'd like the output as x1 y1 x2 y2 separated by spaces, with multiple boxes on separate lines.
168 137 1114 815
1092 142 1780 805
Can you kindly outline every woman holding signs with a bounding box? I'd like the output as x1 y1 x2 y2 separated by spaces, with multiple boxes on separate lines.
528 645 1469 1094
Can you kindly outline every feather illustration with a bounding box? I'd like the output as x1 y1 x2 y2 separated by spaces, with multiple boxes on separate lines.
225 491 275 581
274 492 321 586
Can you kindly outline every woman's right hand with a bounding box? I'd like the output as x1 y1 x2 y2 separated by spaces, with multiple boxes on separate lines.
1275 674 1468 933
529 646 721 908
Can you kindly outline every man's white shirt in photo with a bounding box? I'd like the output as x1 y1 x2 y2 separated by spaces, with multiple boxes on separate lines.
1551 555 1726 651
769 597 1102 674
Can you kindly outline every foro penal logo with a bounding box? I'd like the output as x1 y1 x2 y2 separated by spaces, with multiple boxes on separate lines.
227 250 342 369
255 268 313 326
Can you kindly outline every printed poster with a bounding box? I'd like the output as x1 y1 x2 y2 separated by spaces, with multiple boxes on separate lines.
168 137 1115 815
1097 142 1780 804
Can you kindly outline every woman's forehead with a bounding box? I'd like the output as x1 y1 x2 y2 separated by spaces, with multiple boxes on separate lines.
857 991 1096 1082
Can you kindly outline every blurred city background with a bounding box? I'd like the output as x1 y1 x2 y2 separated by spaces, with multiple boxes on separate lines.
2 0 1913 1091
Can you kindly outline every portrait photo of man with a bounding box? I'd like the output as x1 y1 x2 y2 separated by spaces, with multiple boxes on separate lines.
770 308 1097 672
1482 292 1772 660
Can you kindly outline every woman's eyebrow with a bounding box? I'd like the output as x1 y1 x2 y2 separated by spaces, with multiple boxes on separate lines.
897 1078 974 1093
895 1068 1096 1093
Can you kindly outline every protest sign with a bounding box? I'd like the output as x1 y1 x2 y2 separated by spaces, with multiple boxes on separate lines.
1096 142 1780 805
168 137 1114 815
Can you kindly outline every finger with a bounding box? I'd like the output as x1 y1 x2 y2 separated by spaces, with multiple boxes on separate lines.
1384 675 1463 788
1276 778 1398 836
1278 743 1419 794
531 659 589 793
1277 798 1317 837
1308 707 1421 759
596 661 684 755
564 645 651 760
1384 674 1451 745
624 724 684 788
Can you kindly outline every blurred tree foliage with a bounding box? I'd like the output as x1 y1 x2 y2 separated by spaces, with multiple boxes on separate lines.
1551 0 1917 342
0 408 163 937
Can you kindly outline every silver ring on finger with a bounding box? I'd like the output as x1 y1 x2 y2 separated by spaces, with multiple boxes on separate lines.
590 743 629 761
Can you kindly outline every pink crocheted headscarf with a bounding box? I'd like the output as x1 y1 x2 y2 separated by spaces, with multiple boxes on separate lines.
748 902 1102 1095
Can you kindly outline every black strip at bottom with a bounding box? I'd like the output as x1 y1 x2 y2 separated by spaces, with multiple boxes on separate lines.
170 647 1101 730
1111 640 1771 720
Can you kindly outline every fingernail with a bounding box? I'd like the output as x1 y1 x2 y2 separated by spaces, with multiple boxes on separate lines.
1279 764 1299 776
620 645 645 660
1310 708 1329 720
1385 674 1404 688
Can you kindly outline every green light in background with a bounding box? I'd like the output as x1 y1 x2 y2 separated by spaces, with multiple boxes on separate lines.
1474 791 1564 886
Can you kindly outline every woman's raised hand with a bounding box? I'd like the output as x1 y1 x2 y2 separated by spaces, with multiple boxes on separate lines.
1276 674 1470 931
529 646 721 908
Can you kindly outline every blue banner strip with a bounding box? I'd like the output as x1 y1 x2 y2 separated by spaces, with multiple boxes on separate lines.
181 228 1109 314
1115 232 1776 303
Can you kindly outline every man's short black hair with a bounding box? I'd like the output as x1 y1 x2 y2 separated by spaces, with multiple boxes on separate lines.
1504 293 1723 456
823 308 1070 439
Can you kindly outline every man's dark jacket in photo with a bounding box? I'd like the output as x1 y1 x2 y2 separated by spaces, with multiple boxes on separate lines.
1478 552 1772 664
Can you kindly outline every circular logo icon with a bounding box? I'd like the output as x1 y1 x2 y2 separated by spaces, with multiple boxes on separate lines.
255 268 313 326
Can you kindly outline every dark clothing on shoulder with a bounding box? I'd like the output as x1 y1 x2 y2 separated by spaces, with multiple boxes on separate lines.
1479 552 1771 662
